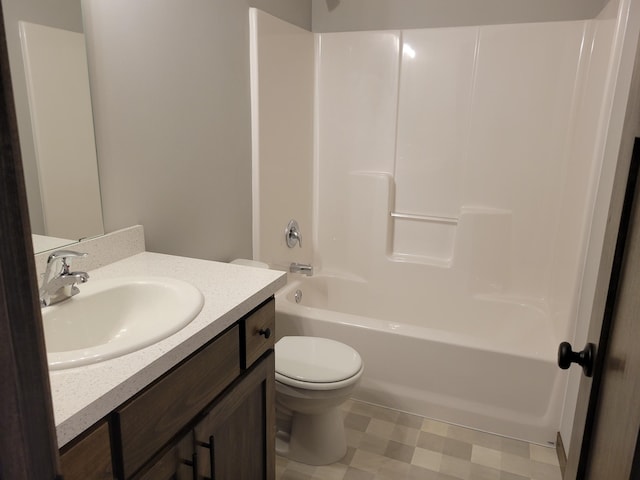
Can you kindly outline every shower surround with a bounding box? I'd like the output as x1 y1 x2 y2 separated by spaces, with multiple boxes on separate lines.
250 2 622 445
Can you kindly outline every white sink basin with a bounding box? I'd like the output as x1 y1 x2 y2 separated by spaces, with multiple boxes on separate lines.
43 276 204 370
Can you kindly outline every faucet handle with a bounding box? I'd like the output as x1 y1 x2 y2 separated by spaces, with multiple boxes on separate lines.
286 219 302 248
45 250 88 275
47 250 88 261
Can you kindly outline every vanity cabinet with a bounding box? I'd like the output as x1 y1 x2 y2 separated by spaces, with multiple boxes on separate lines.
59 420 113 480
59 298 276 480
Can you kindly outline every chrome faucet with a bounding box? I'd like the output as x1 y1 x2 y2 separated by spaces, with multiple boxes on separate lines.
39 250 89 307
289 262 313 276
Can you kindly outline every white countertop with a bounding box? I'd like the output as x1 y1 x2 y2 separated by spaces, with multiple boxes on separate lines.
49 251 286 447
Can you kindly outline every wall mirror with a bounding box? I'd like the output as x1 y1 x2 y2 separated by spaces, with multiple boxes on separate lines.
2 0 104 254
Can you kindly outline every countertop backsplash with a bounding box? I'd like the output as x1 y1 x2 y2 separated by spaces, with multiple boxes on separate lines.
34 225 145 279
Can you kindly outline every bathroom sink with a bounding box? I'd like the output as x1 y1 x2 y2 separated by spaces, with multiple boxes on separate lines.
43 276 204 370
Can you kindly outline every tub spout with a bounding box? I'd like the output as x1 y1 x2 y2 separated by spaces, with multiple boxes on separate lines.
290 262 313 276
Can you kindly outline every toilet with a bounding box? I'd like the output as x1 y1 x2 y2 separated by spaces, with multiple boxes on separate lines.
230 259 364 465
275 336 363 465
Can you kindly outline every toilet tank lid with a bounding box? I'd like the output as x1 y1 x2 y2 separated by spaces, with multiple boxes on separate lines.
275 336 362 383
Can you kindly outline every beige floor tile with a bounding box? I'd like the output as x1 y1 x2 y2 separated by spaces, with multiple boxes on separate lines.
417 430 447 452
407 464 446 480
349 401 378 417
339 446 357 466
343 466 375 480
346 429 365 448
411 446 443 471
396 412 425 429
530 444 560 466
500 452 532 477
447 424 480 444
499 471 529 480
531 460 563 480
311 463 348 480
345 412 372 432
376 458 413 479
280 469 314 480
277 399 563 480
366 418 396 438
500 437 531 459
384 440 415 463
350 449 393 474
439 454 472 479
421 418 450 436
368 405 400 424
443 437 473 461
471 445 502 470
285 460 317 476
469 463 502 480
358 432 389 455
388 424 420 446
468 430 504 451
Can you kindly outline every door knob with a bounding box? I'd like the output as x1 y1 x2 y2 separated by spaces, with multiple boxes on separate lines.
558 342 595 377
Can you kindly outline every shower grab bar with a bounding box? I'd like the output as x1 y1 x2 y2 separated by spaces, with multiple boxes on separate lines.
390 212 458 225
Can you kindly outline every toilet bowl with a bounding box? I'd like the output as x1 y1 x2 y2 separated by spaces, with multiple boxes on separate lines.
275 336 363 465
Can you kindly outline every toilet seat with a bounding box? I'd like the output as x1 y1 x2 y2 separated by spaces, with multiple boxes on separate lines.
276 336 363 391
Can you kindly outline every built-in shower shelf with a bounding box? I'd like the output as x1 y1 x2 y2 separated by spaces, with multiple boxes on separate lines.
390 212 459 225
391 212 458 262
388 252 452 268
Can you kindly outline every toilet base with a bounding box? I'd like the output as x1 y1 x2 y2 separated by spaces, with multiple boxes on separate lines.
276 407 347 465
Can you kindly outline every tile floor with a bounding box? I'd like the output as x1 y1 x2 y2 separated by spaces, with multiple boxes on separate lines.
276 399 563 480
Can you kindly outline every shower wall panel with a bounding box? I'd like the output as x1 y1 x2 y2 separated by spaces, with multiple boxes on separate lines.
316 21 588 304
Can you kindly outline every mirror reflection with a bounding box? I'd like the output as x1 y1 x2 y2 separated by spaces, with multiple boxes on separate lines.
2 0 104 253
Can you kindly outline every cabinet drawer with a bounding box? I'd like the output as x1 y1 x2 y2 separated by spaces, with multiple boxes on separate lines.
242 298 275 368
116 325 240 478
60 420 113 480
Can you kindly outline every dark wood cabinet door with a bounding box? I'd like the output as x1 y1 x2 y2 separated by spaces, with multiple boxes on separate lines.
134 432 195 480
60 421 113 480
116 325 240 478
194 351 275 480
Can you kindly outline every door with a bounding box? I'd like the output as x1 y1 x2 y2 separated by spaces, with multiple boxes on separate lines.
0 4 61 479
563 139 640 479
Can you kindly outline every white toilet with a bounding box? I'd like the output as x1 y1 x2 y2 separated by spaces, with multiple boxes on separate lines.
229 259 364 464
275 336 363 465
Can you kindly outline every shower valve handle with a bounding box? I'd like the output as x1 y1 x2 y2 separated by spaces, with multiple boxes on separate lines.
285 219 302 248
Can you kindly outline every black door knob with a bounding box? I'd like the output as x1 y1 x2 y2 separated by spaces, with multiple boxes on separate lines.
558 342 595 377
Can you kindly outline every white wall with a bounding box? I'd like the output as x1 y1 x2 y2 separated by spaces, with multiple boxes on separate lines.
312 0 608 32
82 0 310 261
251 0 310 30
250 9 314 269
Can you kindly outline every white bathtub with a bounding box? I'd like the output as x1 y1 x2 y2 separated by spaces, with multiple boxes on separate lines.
275 274 564 445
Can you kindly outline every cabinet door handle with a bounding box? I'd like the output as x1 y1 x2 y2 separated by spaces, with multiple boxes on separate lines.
181 452 199 480
198 435 215 480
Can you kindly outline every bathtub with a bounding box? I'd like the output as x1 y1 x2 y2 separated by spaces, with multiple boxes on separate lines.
275 274 564 445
